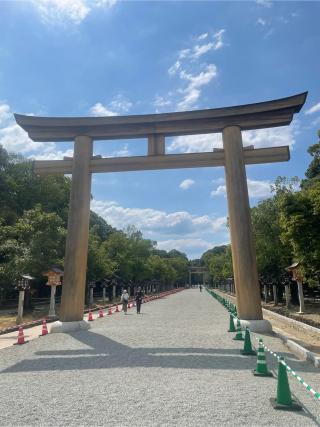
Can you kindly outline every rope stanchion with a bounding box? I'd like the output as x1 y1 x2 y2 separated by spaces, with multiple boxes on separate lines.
207 287 320 402
255 337 320 401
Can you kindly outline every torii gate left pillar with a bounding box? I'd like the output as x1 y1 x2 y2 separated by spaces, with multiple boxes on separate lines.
58 136 92 328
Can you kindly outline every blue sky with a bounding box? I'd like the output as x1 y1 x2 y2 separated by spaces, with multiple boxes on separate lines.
0 0 320 259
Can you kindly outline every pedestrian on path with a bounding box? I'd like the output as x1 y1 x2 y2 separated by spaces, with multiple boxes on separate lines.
121 289 129 314
199 284 202 292
135 286 144 314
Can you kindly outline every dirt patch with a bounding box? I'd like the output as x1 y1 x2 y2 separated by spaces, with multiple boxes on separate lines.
0 308 51 330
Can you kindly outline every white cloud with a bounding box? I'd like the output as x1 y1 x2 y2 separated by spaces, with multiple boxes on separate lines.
165 30 225 111
90 95 133 117
197 33 208 41
305 102 320 115
180 64 218 90
178 64 217 110
257 17 267 26
0 102 75 159
0 104 11 124
247 179 272 198
33 0 117 25
212 29 225 50
178 49 191 59
91 199 227 239
179 179 195 190
110 144 130 157
211 185 226 197
90 102 118 117
157 238 213 255
168 123 297 154
169 134 222 153
193 43 215 59
109 95 132 114
154 95 172 108
211 178 272 199
256 0 273 7
0 121 51 154
168 61 181 76
0 102 132 160
178 29 225 61
242 123 298 148
30 148 74 160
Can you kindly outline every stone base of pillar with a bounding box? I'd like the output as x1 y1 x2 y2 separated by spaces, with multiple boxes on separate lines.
47 314 58 320
239 319 272 333
50 320 91 333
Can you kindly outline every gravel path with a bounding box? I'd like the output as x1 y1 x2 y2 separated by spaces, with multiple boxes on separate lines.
0 289 319 426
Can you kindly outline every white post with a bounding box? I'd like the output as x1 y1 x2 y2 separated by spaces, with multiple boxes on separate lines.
89 287 94 308
48 285 57 318
102 287 106 304
264 284 268 303
285 285 291 309
16 290 25 325
297 281 305 314
273 284 278 306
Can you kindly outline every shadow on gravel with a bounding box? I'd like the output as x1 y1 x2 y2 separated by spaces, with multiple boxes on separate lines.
1 331 318 376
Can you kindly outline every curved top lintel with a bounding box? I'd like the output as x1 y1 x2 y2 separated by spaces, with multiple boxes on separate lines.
14 92 307 142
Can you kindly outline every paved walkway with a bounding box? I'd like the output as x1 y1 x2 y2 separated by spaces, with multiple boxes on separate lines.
0 289 319 426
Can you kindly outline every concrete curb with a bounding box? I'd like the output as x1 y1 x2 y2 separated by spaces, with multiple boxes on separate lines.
273 327 320 369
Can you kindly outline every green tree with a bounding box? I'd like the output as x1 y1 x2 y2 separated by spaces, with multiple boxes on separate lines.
0 206 65 289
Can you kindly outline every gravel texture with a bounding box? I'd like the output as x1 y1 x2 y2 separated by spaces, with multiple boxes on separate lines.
0 289 319 426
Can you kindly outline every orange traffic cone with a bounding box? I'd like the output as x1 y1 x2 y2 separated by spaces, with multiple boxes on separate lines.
88 310 94 321
40 319 48 336
14 326 27 345
108 307 113 315
115 304 120 312
98 308 104 318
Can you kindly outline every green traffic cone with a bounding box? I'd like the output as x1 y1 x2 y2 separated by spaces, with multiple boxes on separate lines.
228 314 236 332
233 319 244 341
240 328 256 355
253 339 273 377
270 357 302 411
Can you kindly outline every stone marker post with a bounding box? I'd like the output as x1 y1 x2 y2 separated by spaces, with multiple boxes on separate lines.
48 285 57 318
16 290 25 325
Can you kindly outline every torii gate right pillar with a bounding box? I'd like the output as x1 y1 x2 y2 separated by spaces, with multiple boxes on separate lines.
222 126 271 332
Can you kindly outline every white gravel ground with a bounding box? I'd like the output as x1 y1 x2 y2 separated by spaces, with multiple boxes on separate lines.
0 289 319 426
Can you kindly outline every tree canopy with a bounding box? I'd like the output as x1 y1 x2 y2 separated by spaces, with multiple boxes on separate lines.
0 146 189 295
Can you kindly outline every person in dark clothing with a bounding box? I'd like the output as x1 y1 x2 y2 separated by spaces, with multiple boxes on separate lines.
199 284 202 292
135 286 144 314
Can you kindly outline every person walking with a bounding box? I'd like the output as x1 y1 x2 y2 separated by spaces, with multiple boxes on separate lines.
199 284 202 292
121 289 129 314
135 286 144 314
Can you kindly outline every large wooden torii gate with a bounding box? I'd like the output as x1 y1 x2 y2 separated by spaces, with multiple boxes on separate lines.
15 92 307 332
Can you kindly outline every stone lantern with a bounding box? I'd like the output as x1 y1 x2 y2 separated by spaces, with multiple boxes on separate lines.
15 274 34 325
43 267 63 318
285 262 305 314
